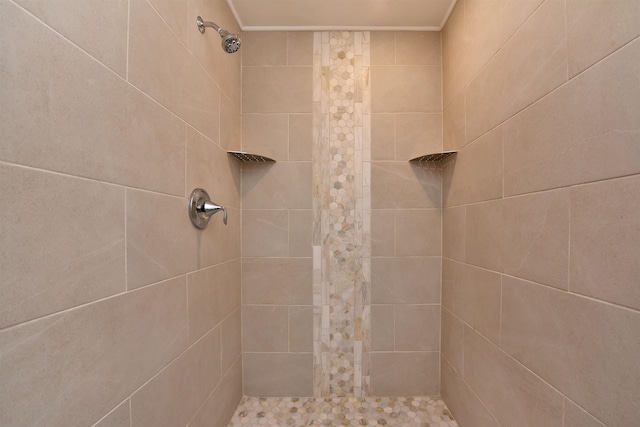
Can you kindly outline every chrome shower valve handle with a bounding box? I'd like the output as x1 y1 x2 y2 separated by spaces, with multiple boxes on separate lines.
189 188 227 229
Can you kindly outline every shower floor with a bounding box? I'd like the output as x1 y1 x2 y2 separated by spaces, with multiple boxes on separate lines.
227 396 459 426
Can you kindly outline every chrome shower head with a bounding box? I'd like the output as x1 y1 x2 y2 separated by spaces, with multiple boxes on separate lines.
196 16 241 54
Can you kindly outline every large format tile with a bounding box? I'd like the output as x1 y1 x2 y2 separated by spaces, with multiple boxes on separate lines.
130 328 220 427
395 113 443 161
371 305 394 351
443 93 466 151
0 1 186 196
188 260 241 343
243 353 313 396
395 209 442 256
287 32 313 66
395 32 442 66
394 305 440 351
0 165 125 329
289 114 313 161
242 258 312 305
370 352 439 396
14 0 128 76
242 306 288 352
242 66 312 113
221 309 242 373
503 38 640 196
242 210 289 257
242 162 312 209
371 66 441 113
289 306 313 352
465 199 504 271
371 257 441 304
0 277 188 427
188 357 243 427
563 400 607 427
371 162 441 209
288 209 313 257
498 0 545 44
94 401 131 427
241 32 288 66
442 259 501 344
570 175 640 310
502 189 570 289
443 205 466 262
465 0 567 143
441 307 464 374
501 276 640 427
441 357 498 427
371 210 395 256
242 113 289 161
567 0 640 77
464 327 563 427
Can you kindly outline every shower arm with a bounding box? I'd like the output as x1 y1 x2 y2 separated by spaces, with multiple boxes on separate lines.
196 16 228 36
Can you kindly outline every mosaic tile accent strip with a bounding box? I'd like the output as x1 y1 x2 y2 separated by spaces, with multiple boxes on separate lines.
228 396 459 426
313 31 371 397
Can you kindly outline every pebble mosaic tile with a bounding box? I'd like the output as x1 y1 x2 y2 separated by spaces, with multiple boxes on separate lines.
228 396 459 426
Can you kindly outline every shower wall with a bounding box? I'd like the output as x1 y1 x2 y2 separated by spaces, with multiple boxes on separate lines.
240 31 444 397
0 0 242 426
440 1 640 427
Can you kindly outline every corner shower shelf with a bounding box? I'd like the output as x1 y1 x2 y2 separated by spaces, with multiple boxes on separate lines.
227 151 276 163
408 151 457 163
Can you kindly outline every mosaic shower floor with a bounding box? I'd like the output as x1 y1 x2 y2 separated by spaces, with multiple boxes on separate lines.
227 396 459 427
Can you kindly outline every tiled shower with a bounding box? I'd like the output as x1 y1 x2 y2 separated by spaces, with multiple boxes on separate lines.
1 0 638 427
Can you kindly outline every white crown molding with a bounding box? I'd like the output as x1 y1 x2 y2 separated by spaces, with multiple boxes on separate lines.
239 25 443 32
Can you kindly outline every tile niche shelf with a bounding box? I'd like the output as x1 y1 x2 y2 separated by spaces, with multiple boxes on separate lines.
227 151 276 162
408 151 457 163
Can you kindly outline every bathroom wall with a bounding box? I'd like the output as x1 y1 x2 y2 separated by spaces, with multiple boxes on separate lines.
440 1 640 426
240 31 315 396
369 31 444 396
0 0 242 426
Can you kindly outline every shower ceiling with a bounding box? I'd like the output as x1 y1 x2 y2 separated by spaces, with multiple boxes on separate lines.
227 0 457 31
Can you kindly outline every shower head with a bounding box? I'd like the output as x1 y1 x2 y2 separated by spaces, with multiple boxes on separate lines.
196 16 241 54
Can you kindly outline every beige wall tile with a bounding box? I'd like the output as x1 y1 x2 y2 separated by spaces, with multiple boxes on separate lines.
371 65 442 113
241 32 288 66
126 190 197 289
129 0 220 141
187 126 241 209
395 113 443 161
130 328 220 427
188 358 243 427
564 400 607 427
289 210 313 257
94 401 131 427
503 38 640 196
464 327 563 427
503 189 570 289
443 205 466 262
370 32 396 65
242 162 312 209
14 0 128 76
370 352 439 396
371 210 395 256
395 305 440 351
465 0 567 143
243 353 313 396
221 94 242 152
289 114 313 160
147 0 188 43
242 114 289 160
571 176 640 310
0 2 186 196
188 260 241 343
442 0 501 108
441 308 464 374
395 32 441 65
289 306 313 352
499 0 545 44
465 199 504 271
242 210 289 257
442 259 501 344
0 165 125 329
288 32 313 65
187 0 241 104
242 66 312 113
443 127 503 207
242 306 288 352
0 277 188 427
501 276 640 427
372 162 442 209
371 257 441 304
371 305 394 351
371 114 396 160
221 206 242 261
395 209 442 256
441 358 499 427
443 93 466 151
567 0 640 77
221 309 242 373
242 258 312 305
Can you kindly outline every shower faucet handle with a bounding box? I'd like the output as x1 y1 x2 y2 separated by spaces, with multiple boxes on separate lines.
189 188 227 229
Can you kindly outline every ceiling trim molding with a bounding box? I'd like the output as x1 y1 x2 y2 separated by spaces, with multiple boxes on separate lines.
226 0 244 30
238 25 443 32
439 0 458 30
